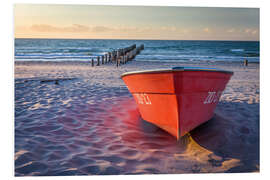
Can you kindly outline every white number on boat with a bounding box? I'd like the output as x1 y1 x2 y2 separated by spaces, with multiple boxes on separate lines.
203 91 222 104
134 93 151 105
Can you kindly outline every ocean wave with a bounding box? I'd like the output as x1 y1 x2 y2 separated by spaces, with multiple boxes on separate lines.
15 56 92 60
15 53 259 62
230 49 245 52
136 54 259 62
14 58 93 62
15 52 108 58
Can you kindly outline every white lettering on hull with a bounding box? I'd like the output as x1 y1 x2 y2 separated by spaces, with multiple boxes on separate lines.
203 91 223 104
134 93 152 105
134 91 222 106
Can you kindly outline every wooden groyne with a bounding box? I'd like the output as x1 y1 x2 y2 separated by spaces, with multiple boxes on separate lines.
91 44 144 67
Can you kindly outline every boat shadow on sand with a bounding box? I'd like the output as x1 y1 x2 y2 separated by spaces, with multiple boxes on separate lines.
136 100 259 173
187 101 259 173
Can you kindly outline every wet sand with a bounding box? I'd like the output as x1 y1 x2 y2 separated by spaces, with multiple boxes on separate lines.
14 60 259 176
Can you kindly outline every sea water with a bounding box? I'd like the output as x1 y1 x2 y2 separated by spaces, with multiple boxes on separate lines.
15 39 259 62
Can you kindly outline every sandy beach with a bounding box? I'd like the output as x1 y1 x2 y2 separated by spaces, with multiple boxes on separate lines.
14 60 259 175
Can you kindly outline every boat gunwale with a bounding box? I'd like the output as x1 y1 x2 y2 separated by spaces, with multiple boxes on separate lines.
121 68 234 77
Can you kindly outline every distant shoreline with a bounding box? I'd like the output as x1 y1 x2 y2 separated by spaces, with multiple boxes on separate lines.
14 60 259 72
14 60 260 65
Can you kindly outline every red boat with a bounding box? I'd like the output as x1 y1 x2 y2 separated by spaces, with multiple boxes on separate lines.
121 67 233 139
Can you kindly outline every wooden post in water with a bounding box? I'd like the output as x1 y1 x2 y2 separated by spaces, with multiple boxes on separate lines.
132 50 135 60
244 59 248 66
105 54 107 63
97 56 100 66
108 52 111 62
110 52 112 62
130 51 132 60
112 51 115 62
91 58 94 67
102 55 104 64
128 52 131 61
110 52 113 62
117 50 120 67
121 55 124 64
126 52 129 62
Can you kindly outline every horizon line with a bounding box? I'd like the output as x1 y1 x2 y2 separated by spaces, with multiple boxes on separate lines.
14 37 260 42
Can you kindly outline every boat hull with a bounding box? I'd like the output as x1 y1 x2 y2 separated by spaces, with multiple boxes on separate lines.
122 68 233 139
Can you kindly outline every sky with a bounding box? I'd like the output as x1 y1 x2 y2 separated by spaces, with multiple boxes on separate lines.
14 4 260 41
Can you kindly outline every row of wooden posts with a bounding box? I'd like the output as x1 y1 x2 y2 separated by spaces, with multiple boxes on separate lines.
91 44 144 67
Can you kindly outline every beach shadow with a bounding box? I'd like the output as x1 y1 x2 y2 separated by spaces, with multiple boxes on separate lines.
103 97 259 173
189 101 259 172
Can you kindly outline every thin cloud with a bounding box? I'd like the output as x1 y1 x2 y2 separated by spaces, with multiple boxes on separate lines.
182 29 190 34
252 30 258 34
92 26 114 33
28 24 153 34
227 28 235 33
30 24 90 33
245 29 251 33
161 26 177 32
243 28 258 35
